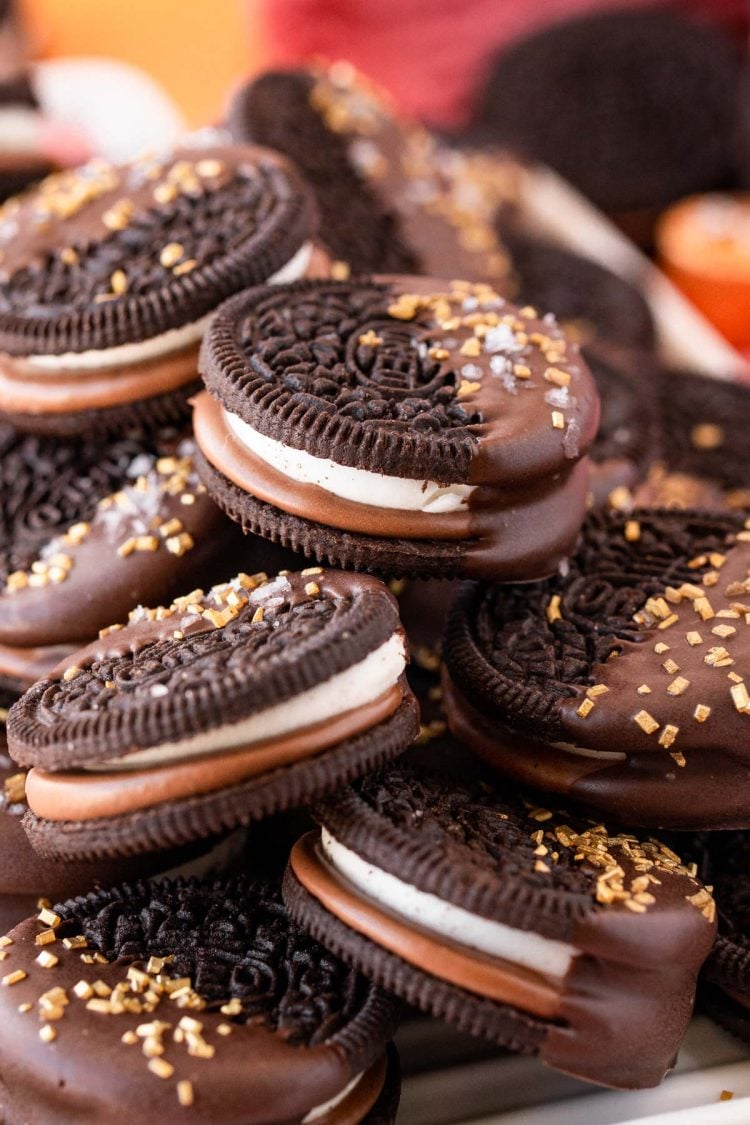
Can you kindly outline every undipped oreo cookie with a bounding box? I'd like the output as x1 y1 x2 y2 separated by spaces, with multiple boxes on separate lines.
0 423 246 698
8 568 418 860
699 832 750 1044
443 508 750 829
0 143 318 434
285 757 716 1089
0 876 400 1123
228 63 515 282
194 276 599 581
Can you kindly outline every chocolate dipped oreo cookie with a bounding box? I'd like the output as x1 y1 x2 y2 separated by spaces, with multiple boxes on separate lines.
285 758 716 1089
228 63 514 281
0 143 319 435
9 568 419 860
0 876 400 1123
195 276 600 581
0 424 246 697
444 508 750 829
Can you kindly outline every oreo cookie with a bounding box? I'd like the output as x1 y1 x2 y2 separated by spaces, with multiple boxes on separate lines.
8 568 419 860
700 832 750 1043
285 757 716 1089
0 876 400 1122
228 63 513 282
0 143 319 435
443 508 750 829
195 276 600 581
0 423 247 698
472 8 742 241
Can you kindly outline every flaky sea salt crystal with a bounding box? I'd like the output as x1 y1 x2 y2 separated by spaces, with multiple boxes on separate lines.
461 363 483 380
483 324 523 354
545 386 570 409
563 418 581 459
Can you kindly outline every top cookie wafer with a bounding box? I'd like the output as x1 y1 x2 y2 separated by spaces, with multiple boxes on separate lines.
0 144 318 435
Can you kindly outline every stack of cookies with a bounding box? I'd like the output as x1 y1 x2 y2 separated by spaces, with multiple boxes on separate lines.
0 63 745 1125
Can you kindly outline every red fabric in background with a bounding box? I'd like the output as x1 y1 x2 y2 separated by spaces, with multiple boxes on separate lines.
262 0 749 127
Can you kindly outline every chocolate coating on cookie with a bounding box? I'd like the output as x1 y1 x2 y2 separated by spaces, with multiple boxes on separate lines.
286 760 715 1088
0 144 316 355
229 63 514 281
197 276 599 580
0 877 399 1123
444 508 750 828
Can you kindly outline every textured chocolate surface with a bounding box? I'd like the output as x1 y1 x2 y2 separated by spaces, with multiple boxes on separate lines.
0 876 399 1123
444 508 750 827
0 144 316 355
473 8 741 213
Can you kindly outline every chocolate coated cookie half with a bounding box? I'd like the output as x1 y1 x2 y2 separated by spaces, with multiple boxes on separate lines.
285 758 716 1089
0 424 246 697
9 568 418 860
0 142 318 434
443 508 750 829
0 876 400 1123
195 276 600 581
228 62 514 281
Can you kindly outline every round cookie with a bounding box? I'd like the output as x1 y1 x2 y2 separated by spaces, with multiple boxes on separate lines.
194 276 600 581
285 757 716 1089
0 423 247 697
472 8 742 242
443 507 750 830
0 142 319 435
228 62 514 281
699 832 750 1044
0 876 401 1123
8 568 419 860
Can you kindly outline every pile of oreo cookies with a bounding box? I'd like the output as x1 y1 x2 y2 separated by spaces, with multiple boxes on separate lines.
0 73 745 1125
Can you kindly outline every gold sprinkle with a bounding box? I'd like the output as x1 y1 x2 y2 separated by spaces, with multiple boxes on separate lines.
686 631 703 646
587 684 609 698
2 970 26 986
217 1023 232 1036
39 1025 57 1043
459 337 481 358
544 366 570 388
534 860 550 873
38 908 61 928
196 158 223 178
0 937 13 948
110 269 128 295
546 594 562 623
551 410 565 430
694 597 715 621
662 658 680 675
654 642 670 654
173 258 197 276
36 951 59 969
4 773 25 804
165 533 194 557
720 1091 734 1102
624 520 641 542
667 676 690 696
659 724 679 749
657 614 679 630
17 1002 31 1013
694 704 712 723
730 682 750 713
358 329 382 347
691 423 723 450
154 181 177 204
148 1058 175 1080
305 582 321 596
576 698 594 718
60 246 78 265
251 606 264 624
159 242 184 267
528 808 553 822
712 624 736 638
177 1079 194 1107
637 684 652 695
634 710 659 735
73 980 94 1000
35 929 57 947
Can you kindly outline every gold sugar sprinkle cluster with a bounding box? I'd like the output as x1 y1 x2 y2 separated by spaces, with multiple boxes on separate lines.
526 811 715 922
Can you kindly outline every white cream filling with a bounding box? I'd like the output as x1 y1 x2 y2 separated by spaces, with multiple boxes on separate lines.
224 409 475 513
85 631 406 772
321 828 576 979
23 241 313 373
553 739 626 762
302 1072 364 1123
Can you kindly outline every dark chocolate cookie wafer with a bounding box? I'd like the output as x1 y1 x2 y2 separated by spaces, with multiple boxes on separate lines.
0 423 248 697
472 8 742 244
9 568 418 860
195 276 599 581
228 62 515 281
0 142 319 435
444 507 750 829
285 757 716 1089
0 876 401 1123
